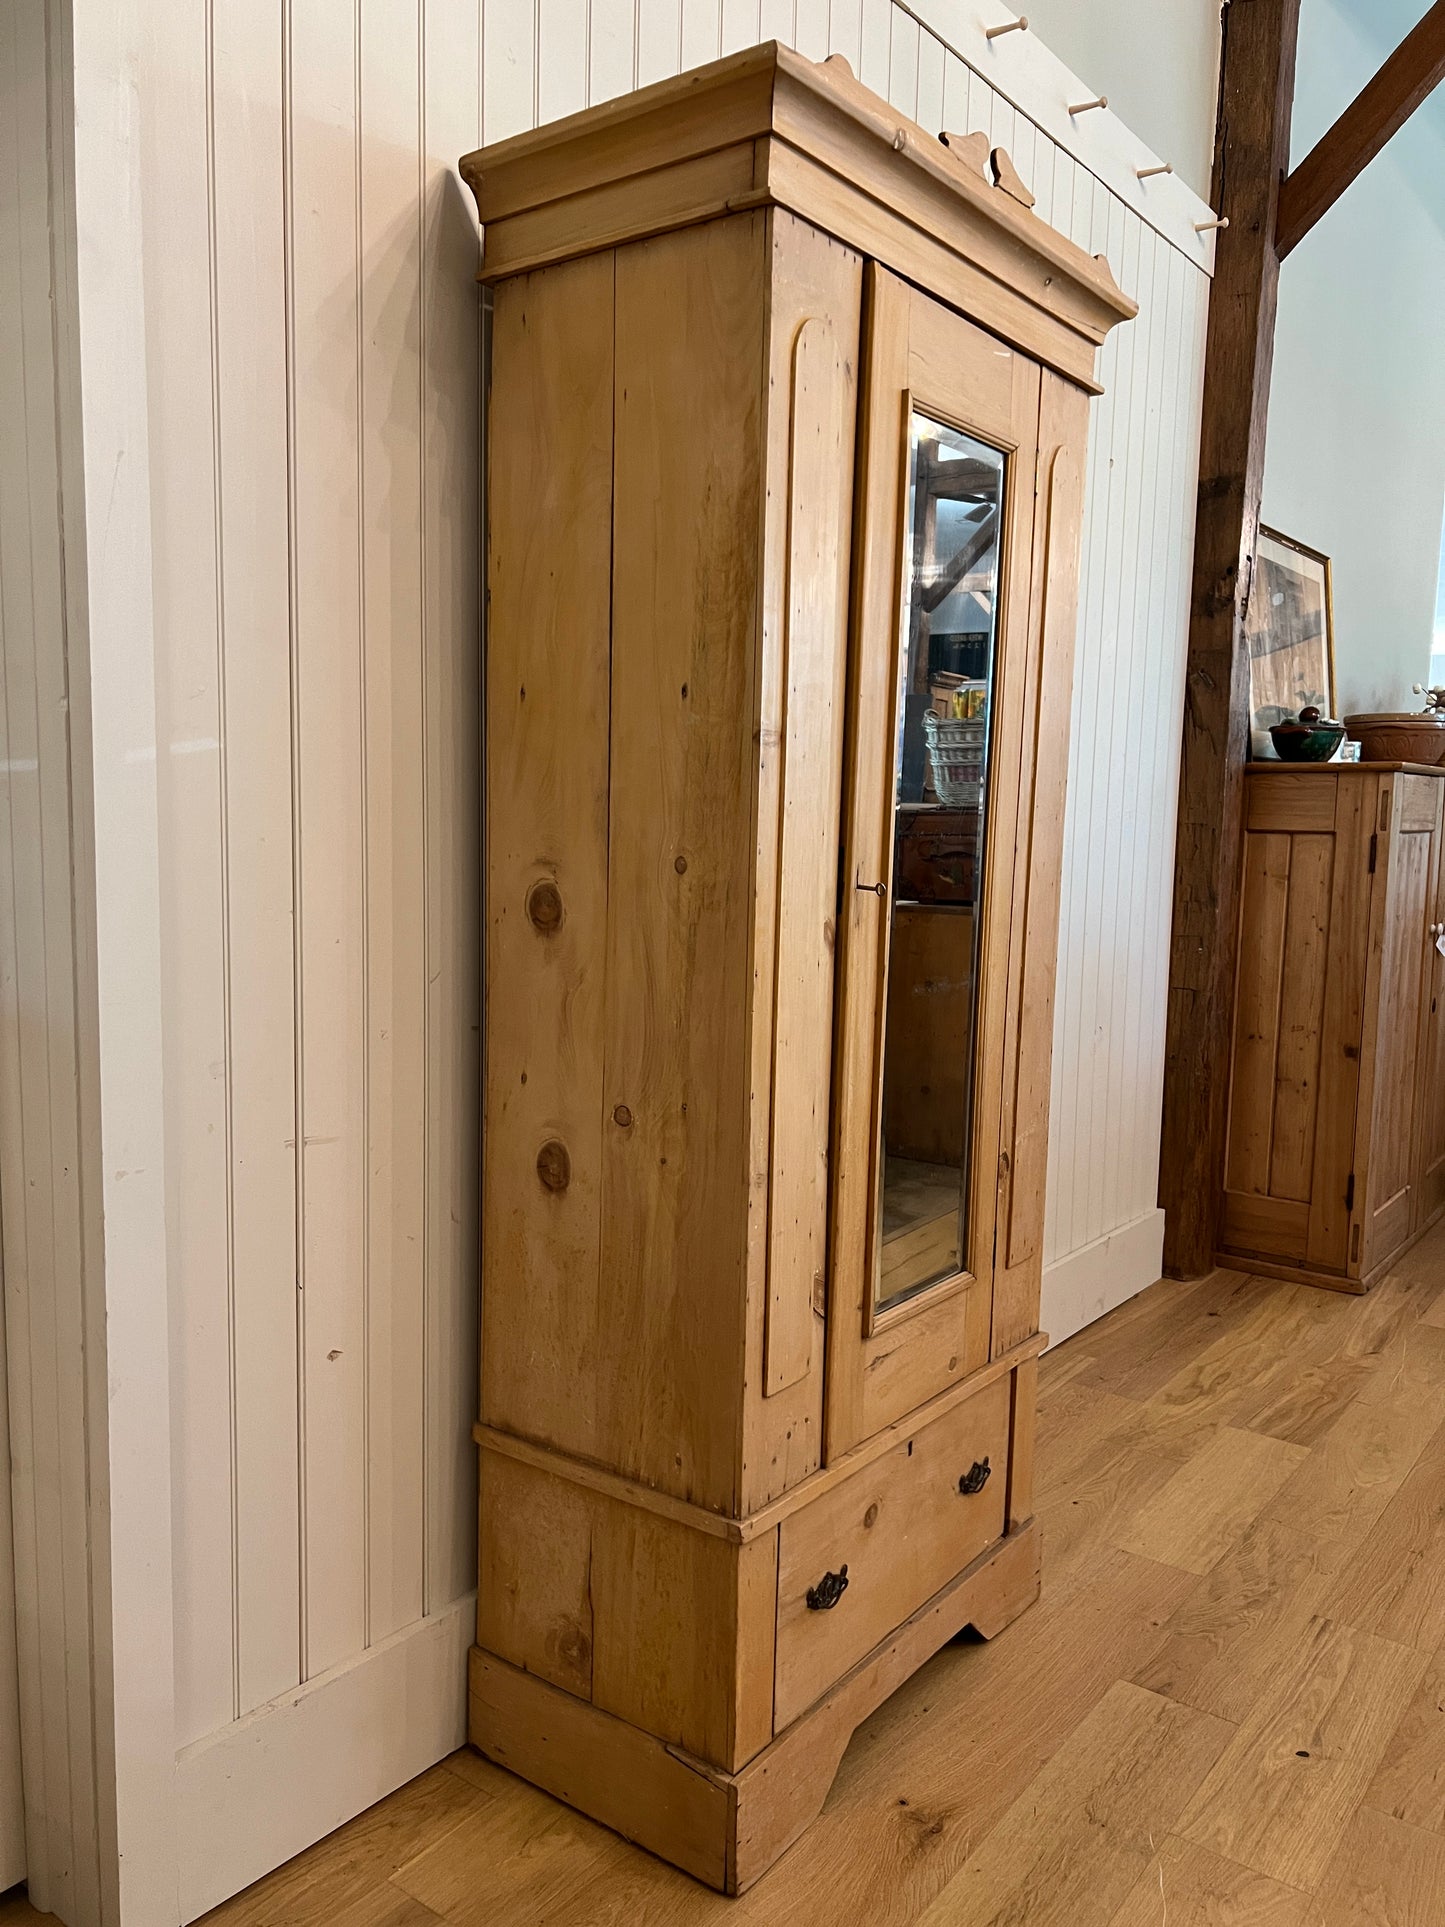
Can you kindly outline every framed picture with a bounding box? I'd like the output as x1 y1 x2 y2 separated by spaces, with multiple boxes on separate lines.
1247 527 1337 756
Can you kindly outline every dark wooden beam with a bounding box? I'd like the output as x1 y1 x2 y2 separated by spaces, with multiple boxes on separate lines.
1277 0 1445 258
1159 0 1302 1280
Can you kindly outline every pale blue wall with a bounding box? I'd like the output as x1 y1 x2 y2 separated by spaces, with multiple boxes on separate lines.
1263 0 1445 716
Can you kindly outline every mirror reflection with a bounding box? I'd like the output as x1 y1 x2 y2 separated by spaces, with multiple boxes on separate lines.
875 412 1006 1314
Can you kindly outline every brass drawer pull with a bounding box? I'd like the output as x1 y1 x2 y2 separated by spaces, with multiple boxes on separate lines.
958 1458 992 1496
805 1566 850 1611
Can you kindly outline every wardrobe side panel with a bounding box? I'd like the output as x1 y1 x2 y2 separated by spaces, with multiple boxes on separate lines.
482 252 616 1458
994 371 1091 1356
742 211 863 1512
599 214 769 1513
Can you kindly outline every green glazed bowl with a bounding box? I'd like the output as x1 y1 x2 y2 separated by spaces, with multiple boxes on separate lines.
1269 720 1346 762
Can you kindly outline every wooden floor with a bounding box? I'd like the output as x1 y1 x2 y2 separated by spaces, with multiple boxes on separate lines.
15 1226 1445 1924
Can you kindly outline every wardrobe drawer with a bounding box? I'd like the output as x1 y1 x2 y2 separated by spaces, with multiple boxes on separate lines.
774 1372 1010 1728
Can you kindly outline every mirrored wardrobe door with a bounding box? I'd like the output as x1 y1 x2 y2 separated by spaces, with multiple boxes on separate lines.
826 266 1041 1460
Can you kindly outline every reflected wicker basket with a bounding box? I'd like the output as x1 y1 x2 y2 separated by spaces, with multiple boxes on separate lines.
923 710 986 808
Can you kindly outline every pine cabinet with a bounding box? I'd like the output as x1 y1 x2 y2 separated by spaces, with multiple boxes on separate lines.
461 43 1133 1892
1220 764 1445 1290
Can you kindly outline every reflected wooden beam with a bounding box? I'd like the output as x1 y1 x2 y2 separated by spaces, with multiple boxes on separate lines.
921 510 999 614
1276 0 1445 257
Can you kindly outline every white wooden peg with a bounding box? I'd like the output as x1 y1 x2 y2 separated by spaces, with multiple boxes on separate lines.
1136 162 1173 180
985 15 1028 37
1194 215 1229 231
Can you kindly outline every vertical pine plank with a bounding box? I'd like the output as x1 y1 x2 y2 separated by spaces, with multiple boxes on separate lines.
601 218 765 1511
1305 778 1371 1269
1225 833 1293 1196
288 0 368 1679
214 0 303 1715
483 253 614 1463
763 314 852 1397
1269 834 1335 1203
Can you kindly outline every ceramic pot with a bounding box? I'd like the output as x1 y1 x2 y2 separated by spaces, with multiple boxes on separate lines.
1269 719 1345 762
1343 713 1445 765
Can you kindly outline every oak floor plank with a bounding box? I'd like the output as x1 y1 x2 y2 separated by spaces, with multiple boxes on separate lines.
1255 1361 1445 1549
203 1763 487 1926
1052 1268 1269 1403
1035 1398 1226 1586
1364 1645 1445 1838
1307 1804 1445 1925
1111 1426 1308 1575
391 1786 635 1927
1106 1837 1311 1927
910 1681 1232 1927
1145 1286 1364 1440
1322 1420 1445 1650
1228 1264 1439 1447
1176 1615 1428 1889
1133 1517 1355 1724
1140 1364 1445 1722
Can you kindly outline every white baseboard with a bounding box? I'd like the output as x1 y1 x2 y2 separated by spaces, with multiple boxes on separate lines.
1041 1209 1165 1351
176 1594 475 1924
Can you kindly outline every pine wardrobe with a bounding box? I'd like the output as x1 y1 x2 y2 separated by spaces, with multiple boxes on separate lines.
461 45 1133 1893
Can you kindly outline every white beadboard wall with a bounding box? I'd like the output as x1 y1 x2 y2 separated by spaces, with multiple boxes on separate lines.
146 0 483 1760
6 0 1208 1918
130 0 484 1909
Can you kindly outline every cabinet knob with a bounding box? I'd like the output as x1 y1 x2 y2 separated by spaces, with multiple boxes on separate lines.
805 1566 850 1611
958 1457 992 1496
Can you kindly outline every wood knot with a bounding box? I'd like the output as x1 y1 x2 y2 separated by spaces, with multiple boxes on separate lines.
536 1140 571 1192
612 1103 634 1129
527 878 563 932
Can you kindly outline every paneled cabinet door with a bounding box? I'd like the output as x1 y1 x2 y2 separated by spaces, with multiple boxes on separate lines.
1360 776 1440 1272
824 267 1041 1459
1418 802 1445 1227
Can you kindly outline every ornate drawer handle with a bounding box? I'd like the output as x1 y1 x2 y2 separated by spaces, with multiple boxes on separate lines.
958 1458 992 1496
805 1566 850 1611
